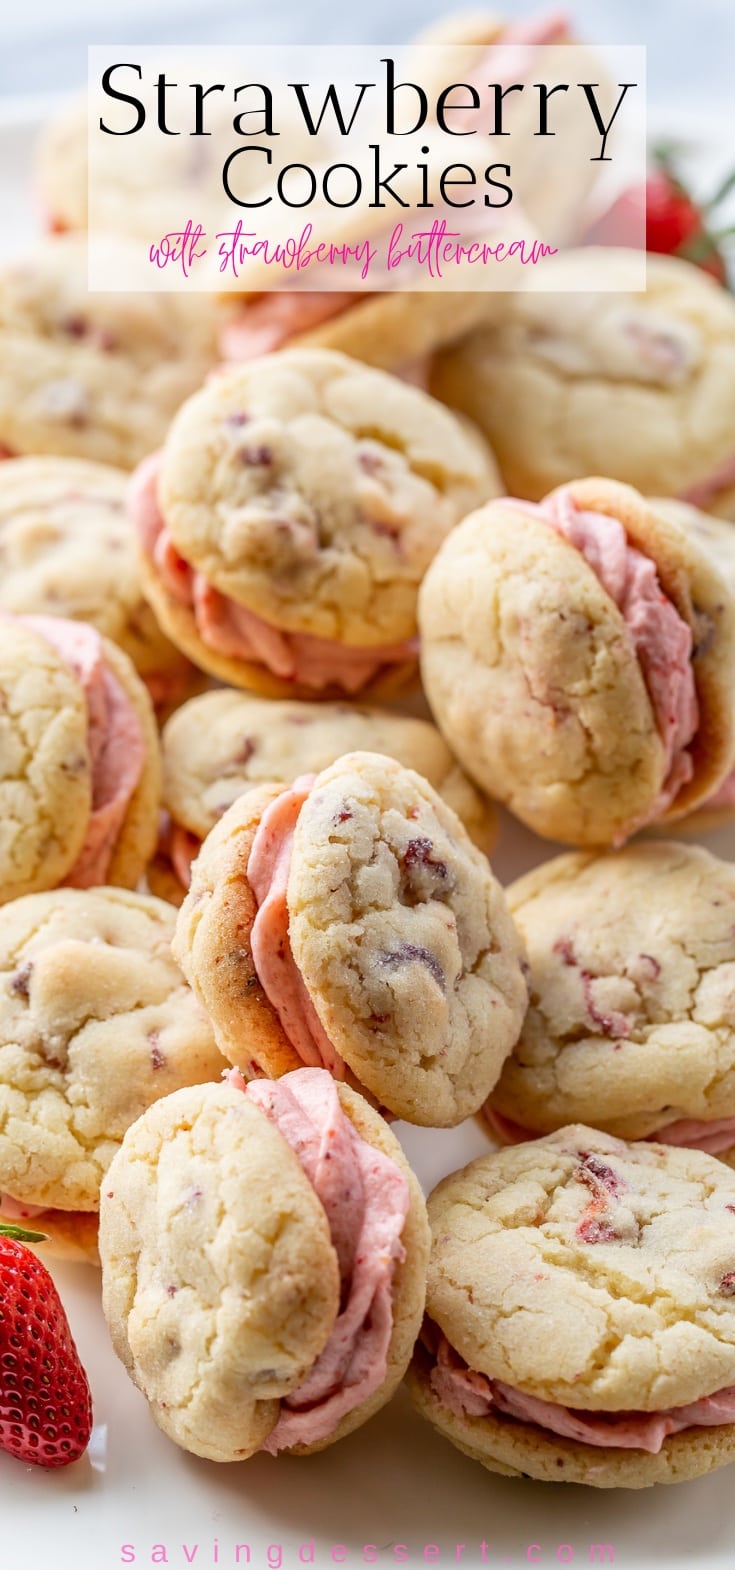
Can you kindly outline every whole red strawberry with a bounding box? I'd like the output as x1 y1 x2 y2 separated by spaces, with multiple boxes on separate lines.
0 1223 93 1467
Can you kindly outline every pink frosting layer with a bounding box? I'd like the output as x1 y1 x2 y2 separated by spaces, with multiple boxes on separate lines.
484 1105 735 1157
654 1115 735 1154
536 489 699 836
231 1067 409 1451
426 1328 735 1454
220 292 362 362
0 1193 46 1220
681 449 735 509
130 453 417 695
21 616 144 886
247 778 347 1079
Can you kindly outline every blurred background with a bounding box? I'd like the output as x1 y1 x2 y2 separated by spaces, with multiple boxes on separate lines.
0 0 732 128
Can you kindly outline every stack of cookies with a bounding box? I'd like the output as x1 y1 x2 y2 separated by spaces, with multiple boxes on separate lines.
5 42 735 1495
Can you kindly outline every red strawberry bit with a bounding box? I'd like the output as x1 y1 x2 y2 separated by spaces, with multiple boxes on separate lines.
719 1272 735 1296
0 1230 93 1467
574 1153 630 1246
553 939 630 1040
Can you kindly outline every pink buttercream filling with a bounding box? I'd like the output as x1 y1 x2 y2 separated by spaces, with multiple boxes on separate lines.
424 1326 735 1453
0 1193 47 1221
247 778 347 1079
130 453 417 695
483 1105 735 1156
220 292 363 362
224 1067 409 1452
19 615 144 886
681 449 735 510
533 488 699 836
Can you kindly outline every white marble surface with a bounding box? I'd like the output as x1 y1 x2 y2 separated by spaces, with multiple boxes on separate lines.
1 0 733 121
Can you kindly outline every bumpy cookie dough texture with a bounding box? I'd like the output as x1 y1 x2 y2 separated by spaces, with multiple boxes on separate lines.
0 236 218 469
175 752 527 1124
0 888 224 1212
0 619 91 900
409 1126 735 1487
0 456 191 698
161 690 497 852
157 348 501 647
418 477 735 845
100 1078 429 1460
489 842 735 1141
431 251 735 510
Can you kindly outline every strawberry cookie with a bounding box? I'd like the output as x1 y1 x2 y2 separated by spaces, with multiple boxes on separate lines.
419 477 735 845
409 1126 735 1487
132 348 500 700
173 751 527 1126
0 236 218 469
100 1067 429 1459
0 888 224 1265
150 689 497 904
431 251 735 518
0 614 161 902
485 842 735 1162
0 456 196 713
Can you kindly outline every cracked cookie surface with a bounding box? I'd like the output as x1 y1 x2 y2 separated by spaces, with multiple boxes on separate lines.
408 1126 735 1486
0 618 91 899
158 348 500 646
175 751 526 1125
161 689 497 853
489 842 735 1141
431 250 735 510
0 887 224 1211
99 1076 428 1460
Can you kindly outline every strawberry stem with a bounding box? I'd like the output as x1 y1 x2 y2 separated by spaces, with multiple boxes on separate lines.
0 1221 49 1243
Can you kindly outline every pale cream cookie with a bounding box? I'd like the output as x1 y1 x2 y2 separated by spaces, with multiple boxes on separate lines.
100 1068 429 1459
419 476 735 845
409 1126 735 1487
133 349 501 700
0 615 161 902
0 887 224 1251
0 456 195 712
173 751 527 1126
485 842 735 1163
150 689 497 903
0 236 218 469
431 251 735 517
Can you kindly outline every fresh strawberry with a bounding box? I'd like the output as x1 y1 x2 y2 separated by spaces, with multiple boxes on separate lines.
645 169 704 257
0 1222 93 1468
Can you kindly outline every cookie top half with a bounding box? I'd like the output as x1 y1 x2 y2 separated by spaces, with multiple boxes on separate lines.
161 689 496 853
490 842 735 1139
158 348 500 647
419 476 735 845
426 1125 735 1411
431 250 735 503
174 751 527 1125
0 236 218 469
0 888 224 1211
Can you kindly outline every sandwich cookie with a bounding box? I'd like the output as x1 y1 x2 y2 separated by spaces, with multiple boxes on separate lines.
485 842 735 1163
431 251 735 518
150 689 497 904
0 888 224 1264
419 476 735 845
0 614 161 902
409 1126 735 1486
0 455 195 713
0 236 218 469
131 348 500 700
100 1067 429 1458
173 751 527 1126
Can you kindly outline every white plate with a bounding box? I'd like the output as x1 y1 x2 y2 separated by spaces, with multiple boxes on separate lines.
4 95 735 1570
